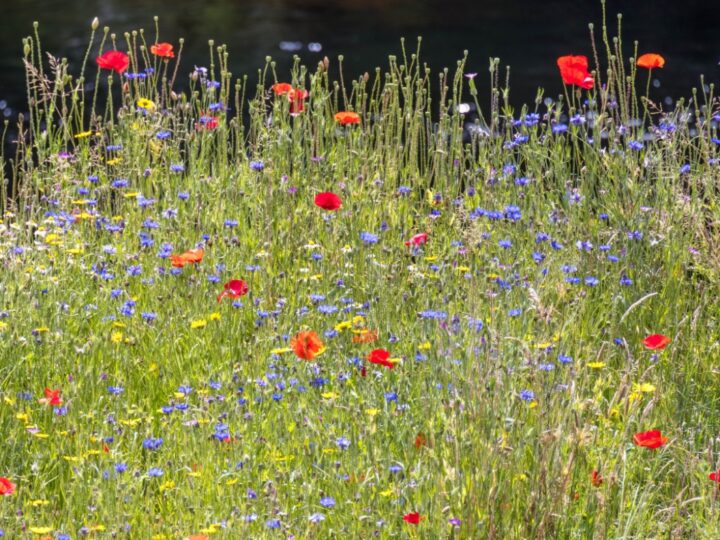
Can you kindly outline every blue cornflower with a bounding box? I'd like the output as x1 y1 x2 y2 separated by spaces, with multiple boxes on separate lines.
419 310 447 320
142 437 163 451
108 385 125 395
320 496 336 508
309 513 326 523
538 363 555 371
384 392 398 402
628 140 644 151
250 160 265 171
620 275 633 286
499 239 512 249
552 124 568 134
170 163 185 173
508 308 522 317
519 389 535 401
558 354 573 364
360 231 379 244
265 519 281 529
336 437 350 450
317 305 338 314
584 276 599 286
111 178 128 188
148 467 163 477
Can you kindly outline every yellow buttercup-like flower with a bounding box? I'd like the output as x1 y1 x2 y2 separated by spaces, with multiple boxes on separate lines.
137 98 156 110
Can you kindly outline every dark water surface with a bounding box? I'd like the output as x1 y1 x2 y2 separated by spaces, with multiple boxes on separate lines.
0 0 719 119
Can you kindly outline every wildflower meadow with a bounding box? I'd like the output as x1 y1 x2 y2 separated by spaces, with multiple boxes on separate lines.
2 4 720 538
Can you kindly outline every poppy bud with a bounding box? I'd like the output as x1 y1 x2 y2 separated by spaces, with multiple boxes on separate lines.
91 17 99 30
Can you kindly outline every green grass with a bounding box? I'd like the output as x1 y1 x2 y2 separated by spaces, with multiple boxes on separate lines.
2 5 720 539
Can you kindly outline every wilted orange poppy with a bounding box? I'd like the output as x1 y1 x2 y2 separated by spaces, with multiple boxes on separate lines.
414 432 427 448
151 42 175 58
633 430 668 449
170 248 204 268
590 469 603 487
637 53 665 69
352 328 378 344
335 111 361 125
291 330 326 360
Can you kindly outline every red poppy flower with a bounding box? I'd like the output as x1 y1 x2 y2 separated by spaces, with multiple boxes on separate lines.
633 430 668 449
272 83 293 96
0 477 15 496
217 279 249 303
368 348 393 369
43 387 62 406
642 334 670 350
150 42 175 59
709 471 720 482
556 55 594 90
288 88 308 114
291 330 325 360
637 53 665 69
590 469 603 487
314 192 342 211
405 232 429 247
96 50 130 74
170 248 204 268
414 432 427 448
195 114 220 131
403 512 423 525
335 111 361 125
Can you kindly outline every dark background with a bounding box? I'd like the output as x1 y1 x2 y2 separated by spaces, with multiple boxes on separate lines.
0 0 719 119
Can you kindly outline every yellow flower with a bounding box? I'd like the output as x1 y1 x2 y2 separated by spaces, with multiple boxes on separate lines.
418 341 431 350
365 408 380 417
136 98 156 110
106 157 122 166
270 347 292 354
321 392 339 400
74 130 93 139
29 527 53 535
633 382 656 393
191 319 207 329
334 320 352 332
159 480 175 492
111 332 123 343
30 499 50 506
34 326 50 334
209 312 221 321
587 362 605 369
